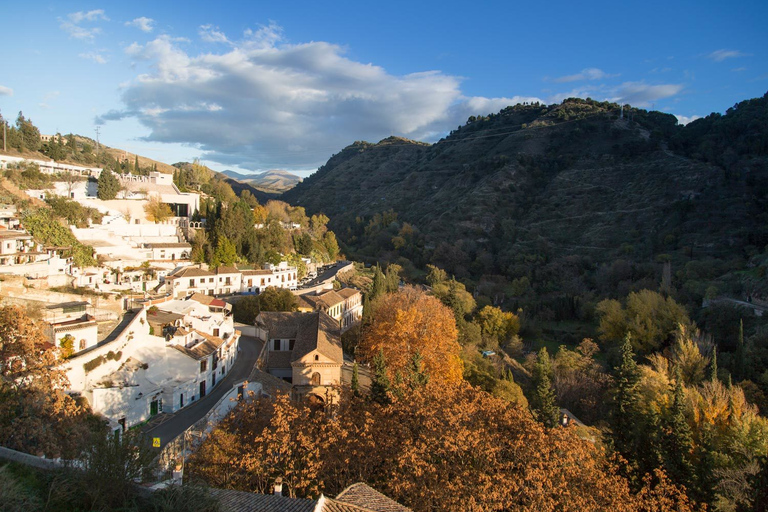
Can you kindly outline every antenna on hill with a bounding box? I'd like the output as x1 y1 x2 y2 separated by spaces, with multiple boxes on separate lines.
95 126 101 152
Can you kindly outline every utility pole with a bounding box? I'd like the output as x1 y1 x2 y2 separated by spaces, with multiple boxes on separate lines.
95 126 101 152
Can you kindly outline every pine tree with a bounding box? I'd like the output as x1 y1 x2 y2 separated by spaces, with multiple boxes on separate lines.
407 350 429 389
612 334 642 459
351 362 360 396
134 154 140 174
662 366 694 490
530 348 559 428
370 348 391 405
709 346 718 382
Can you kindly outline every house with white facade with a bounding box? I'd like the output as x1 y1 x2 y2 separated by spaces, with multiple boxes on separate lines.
63 295 240 433
119 171 199 218
166 262 298 298
256 311 343 405
0 204 21 230
241 262 298 293
0 154 101 176
298 287 363 332
0 229 72 279
43 301 99 354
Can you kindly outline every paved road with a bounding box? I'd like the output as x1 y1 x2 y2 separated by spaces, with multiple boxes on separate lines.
298 260 350 290
142 334 262 448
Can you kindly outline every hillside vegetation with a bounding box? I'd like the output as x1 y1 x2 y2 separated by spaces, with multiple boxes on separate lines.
284 95 768 311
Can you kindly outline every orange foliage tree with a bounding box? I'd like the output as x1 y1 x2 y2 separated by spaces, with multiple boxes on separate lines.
0 305 98 457
359 286 463 384
188 383 698 512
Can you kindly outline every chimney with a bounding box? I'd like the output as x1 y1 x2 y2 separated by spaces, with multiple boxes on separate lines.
274 477 283 496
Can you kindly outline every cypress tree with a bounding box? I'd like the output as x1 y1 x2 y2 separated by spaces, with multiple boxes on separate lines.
370 265 386 301
735 318 745 380
663 366 694 490
530 347 559 428
370 348 391 405
612 334 642 459
351 362 360 396
709 346 718 382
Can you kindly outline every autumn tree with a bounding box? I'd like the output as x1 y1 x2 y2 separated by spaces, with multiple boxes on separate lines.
360 286 463 384
0 306 98 458
143 195 173 223
596 289 691 353
475 305 520 349
189 383 697 512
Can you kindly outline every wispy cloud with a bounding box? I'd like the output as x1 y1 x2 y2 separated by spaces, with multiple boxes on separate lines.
125 17 154 33
552 68 616 83
0 85 13 96
707 49 748 62
199 24 231 44
79 50 109 64
675 114 701 125
60 9 109 41
614 82 684 107
731 67 747 72
102 24 538 170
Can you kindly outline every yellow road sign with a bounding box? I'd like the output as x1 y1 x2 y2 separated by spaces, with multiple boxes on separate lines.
152 437 160 448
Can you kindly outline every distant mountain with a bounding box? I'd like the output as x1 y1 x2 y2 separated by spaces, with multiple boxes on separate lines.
283 95 768 303
221 169 302 193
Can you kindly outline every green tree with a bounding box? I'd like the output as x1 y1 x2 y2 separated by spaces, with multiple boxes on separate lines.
369 265 386 301
97 168 120 200
370 348 391 405
407 350 430 389
351 362 360 395
257 287 298 311
322 231 339 261
211 236 238 267
529 348 559 428
662 367 694 490
16 111 42 152
611 335 642 460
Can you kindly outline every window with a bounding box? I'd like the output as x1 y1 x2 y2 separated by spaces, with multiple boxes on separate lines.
289 339 295 350
311 372 321 386
314 354 319 361
213 328 220 337
209 278 214 283
200 360 207 373
189 279 195 288
273 339 280 351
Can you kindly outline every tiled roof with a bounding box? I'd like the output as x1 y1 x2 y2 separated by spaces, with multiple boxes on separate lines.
0 230 31 240
145 242 191 249
208 489 315 512
242 269 273 276
167 266 214 279
216 265 240 275
336 288 361 300
171 330 225 360
189 293 228 308
334 483 412 512
256 311 343 365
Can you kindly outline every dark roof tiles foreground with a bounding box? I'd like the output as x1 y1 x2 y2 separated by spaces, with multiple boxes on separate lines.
206 483 411 512
256 311 343 364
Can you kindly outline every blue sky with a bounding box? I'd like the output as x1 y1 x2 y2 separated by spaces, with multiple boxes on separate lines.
0 0 766 176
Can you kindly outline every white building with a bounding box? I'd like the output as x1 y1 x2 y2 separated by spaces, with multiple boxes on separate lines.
63 297 240 433
0 204 21 230
0 154 101 176
165 262 298 298
298 287 363 332
241 262 298 293
43 301 99 353
0 230 72 279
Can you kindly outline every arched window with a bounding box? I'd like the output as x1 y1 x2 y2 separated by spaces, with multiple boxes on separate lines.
310 372 321 386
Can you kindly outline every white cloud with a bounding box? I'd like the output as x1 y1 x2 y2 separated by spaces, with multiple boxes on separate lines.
79 51 108 64
44 91 60 101
60 9 108 41
613 82 684 107
0 85 12 96
199 24 230 44
675 114 702 126
126 17 155 32
707 49 748 62
552 68 616 83
102 28 538 170
68 9 109 23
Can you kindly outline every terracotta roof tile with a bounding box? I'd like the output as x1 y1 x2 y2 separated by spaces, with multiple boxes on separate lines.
334 483 412 512
208 489 315 512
